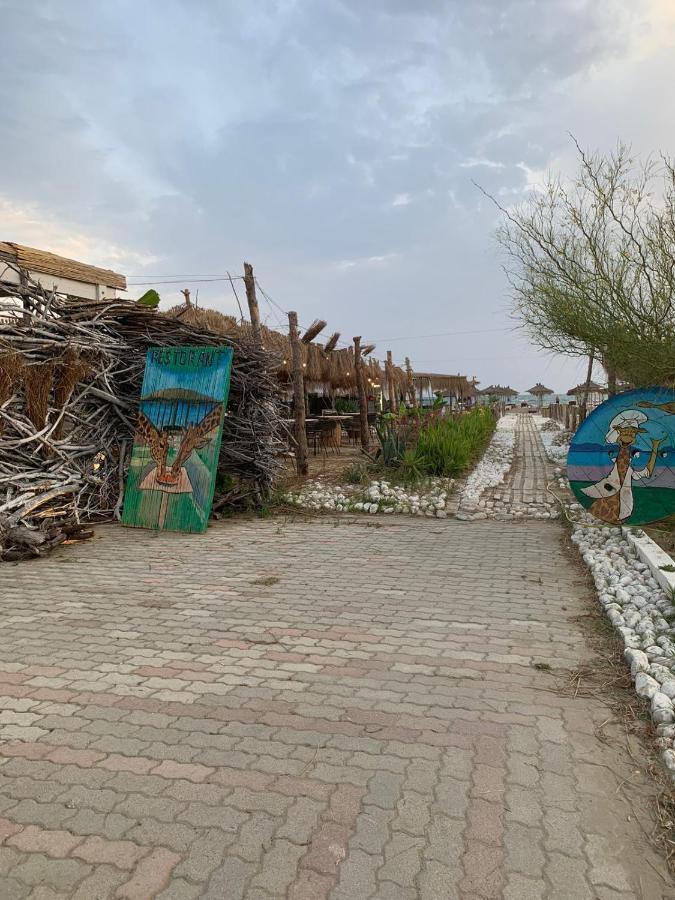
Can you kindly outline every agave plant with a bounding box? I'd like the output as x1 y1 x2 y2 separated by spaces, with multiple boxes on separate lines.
375 418 407 467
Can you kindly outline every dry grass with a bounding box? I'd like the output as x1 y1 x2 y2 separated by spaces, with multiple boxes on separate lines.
22 361 55 431
564 596 675 873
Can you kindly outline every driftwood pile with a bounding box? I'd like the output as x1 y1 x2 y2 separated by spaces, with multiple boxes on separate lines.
0 269 282 560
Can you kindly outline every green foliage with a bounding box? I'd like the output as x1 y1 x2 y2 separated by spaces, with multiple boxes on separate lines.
344 461 370 484
136 289 161 308
399 448 424 483
494 139 675 386
375 418 407 467
373 407 495 480
335 397 359 413
409 408 496 478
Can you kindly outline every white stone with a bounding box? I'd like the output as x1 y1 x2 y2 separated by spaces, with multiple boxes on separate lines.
635 672 659 699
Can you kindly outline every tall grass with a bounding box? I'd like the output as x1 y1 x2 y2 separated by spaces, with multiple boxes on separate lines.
407 408 496 477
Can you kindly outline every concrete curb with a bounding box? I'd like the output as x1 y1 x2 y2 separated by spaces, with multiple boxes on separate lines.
622 527 675 597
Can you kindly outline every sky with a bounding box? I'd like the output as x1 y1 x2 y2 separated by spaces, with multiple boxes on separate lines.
2 0 675 394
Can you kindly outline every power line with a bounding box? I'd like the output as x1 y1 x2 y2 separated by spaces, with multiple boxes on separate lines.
127 276 245 285
127 274 245 280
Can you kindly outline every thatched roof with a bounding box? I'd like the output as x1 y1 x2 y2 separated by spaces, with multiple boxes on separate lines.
480 384 518 397
0 242 126 290
164 304 407 394
528 383 554 396
567 380 606 396
413 372 476 398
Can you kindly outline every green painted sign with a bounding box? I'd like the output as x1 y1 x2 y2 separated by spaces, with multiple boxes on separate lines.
122 346 233 532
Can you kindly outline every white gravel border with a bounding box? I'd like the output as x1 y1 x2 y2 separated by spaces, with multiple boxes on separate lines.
533 416 675 776
282 477 453 518
457 414 517 516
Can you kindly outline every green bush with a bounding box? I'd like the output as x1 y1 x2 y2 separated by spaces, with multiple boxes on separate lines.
335 397 359 413
409 408 496 477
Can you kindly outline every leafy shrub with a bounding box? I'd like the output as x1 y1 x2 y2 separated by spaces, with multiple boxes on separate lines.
375 417 407 467
411 408 496 477
335 397 359 413
344 461 370 484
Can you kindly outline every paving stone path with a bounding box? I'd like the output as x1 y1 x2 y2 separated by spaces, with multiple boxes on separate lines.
479 414 558 519
0 423 672 897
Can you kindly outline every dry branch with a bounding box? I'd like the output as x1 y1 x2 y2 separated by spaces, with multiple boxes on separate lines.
0 265 283 560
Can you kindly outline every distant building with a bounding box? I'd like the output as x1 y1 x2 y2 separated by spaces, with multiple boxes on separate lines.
0 242 126 302
412 373 477 408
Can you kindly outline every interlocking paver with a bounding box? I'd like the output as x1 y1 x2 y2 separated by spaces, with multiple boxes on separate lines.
0 417 672 897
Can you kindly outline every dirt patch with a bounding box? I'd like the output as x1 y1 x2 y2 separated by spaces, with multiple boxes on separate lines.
563 531 675 874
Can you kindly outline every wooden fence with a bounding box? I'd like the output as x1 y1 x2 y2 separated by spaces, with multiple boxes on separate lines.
543 402 586 432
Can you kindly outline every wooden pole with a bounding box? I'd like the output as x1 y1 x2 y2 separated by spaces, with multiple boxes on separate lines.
353 337 370 450
580 349 595 419
386 350 397 415
288 311 308 476
405 357 417 409
243 262 262 345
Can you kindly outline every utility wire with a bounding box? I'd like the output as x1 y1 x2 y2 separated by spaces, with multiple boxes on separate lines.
127 276 245 285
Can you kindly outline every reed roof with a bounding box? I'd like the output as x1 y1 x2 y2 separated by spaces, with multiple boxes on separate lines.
479 384 518 397
413 372 477 397
0 242 126 290
164 304 408 393
527 383 554 396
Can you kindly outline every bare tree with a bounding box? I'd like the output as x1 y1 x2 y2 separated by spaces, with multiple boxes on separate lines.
485 139 675 388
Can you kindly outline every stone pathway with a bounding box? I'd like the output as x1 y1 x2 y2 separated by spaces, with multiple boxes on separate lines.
0 424 672 897
480 413 557 519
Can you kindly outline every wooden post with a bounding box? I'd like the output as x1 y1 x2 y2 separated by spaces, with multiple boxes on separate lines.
243 262 262 345
353 337 370 450
180 288 192 308
288 311 308 476
580 349 595 418
405 357 417 409
386 350 397 415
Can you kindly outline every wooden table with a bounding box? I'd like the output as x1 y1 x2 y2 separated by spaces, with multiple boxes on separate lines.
319 415 353 446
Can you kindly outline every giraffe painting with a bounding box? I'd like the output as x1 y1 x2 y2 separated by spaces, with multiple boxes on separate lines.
568 388 675 527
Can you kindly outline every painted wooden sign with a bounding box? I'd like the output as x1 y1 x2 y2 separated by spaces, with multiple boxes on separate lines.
122 346 233 533
568 387 675 526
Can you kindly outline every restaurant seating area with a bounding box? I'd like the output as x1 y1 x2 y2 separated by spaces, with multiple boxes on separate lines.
284 409 368 457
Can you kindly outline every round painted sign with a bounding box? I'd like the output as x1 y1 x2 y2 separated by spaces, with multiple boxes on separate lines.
567 387 675 526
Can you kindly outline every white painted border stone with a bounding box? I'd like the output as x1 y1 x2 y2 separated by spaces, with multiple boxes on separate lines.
622 527 675 596
533 416 675 776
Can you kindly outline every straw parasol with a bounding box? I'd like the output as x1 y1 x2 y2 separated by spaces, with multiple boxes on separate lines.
528 382 554 408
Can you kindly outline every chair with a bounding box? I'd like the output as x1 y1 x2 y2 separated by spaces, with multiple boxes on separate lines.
316 418 340 455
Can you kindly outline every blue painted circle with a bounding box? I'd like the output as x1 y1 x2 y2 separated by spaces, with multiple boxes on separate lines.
567 387 675 526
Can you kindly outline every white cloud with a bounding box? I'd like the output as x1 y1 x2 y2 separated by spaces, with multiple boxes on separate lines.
0 196 158 273
459 158 505 170
334 253 398 271
391 193 411 207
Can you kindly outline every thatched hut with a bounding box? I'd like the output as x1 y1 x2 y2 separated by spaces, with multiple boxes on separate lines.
478 384 518 405
165 303 407 403
412 373 477 408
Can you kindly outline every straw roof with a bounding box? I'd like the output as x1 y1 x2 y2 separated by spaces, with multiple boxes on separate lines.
480 384 518 397
0 242 126 290
528 382 554 396
413 372 477 398
567 380 606 396
164 304 407 394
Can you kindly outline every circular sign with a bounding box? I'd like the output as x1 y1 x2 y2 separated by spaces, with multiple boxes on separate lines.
568 387 675 526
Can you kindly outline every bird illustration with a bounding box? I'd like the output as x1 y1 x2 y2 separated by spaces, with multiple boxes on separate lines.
136 404 223 486
637 400 675 415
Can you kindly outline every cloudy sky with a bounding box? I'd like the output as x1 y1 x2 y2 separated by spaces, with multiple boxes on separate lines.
2 0 675 393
